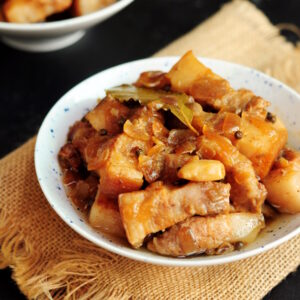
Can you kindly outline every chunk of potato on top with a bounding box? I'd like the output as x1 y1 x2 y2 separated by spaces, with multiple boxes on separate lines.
263 150 300 214
89 191 125 238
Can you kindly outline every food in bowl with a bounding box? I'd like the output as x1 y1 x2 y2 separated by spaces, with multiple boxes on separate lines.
1 0 116 23
58 51 300 257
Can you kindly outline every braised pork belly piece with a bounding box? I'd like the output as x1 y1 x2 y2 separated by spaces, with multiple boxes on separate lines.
58 51 298 258
85 97 130 135
147 213 265 257
197 133 267 212
89 133 149 197
119 181 230 248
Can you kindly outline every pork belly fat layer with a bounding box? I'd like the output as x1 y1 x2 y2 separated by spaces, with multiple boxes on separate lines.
148 213 265 257
119 181 231 248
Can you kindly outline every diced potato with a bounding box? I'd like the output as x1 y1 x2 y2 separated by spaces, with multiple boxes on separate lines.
148 213 265 257
73 0 116 16
166 51 232 103
85 97 130 135
235 113 288 179
3 0 72 23
263 151 300 214
178 156 225 182
89 192 125 238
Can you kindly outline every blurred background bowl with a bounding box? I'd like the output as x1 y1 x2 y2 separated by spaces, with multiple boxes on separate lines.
0 0 134 52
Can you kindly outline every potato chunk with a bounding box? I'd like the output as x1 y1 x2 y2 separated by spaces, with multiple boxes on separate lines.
85 97 130 135
235 113 288 179
148 213 265 257
178 156 225 182
119 181 231 248
73 0 116 16
3 0 72 23
89 192 125 238
263 150 300 214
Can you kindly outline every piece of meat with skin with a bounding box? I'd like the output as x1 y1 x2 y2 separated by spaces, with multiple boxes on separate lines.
124 106 167 142
68 120 110 166
88 106 167 193
85 96 130 135
58 143 82 171
161 153 191 183
147 213 265 257
65 173 99 212
167 51 270 114
167 129 197 155
166 51 232 105
138 149 165 183
244 95 270 117
73 0 115 16
197 133 267 212
198 110 287 179
125 107 170 183
89 191 125 238
3 0 72 23
167 129 197 146
68 121 98 157
135 71 171 90
88 133 151 197
118 181 231 248
212 89 270 114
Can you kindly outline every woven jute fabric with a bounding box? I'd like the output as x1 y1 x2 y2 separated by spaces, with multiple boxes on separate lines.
1 1 300 299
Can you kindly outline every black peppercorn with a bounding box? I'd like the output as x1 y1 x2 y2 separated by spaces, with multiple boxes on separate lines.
234 130 243 139
118 116 126 127
135 148 143 157
235 242 244 250
99 128 108 136
132 147 143 157
266 112 276 123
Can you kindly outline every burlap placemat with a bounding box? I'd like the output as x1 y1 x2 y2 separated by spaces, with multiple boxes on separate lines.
1 1 300 299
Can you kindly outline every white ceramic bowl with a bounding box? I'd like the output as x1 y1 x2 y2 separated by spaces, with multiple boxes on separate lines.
35 57 300 266
0 0 134 52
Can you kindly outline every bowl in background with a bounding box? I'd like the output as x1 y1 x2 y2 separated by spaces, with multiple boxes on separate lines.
35 57 300 266
0 0 134 52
